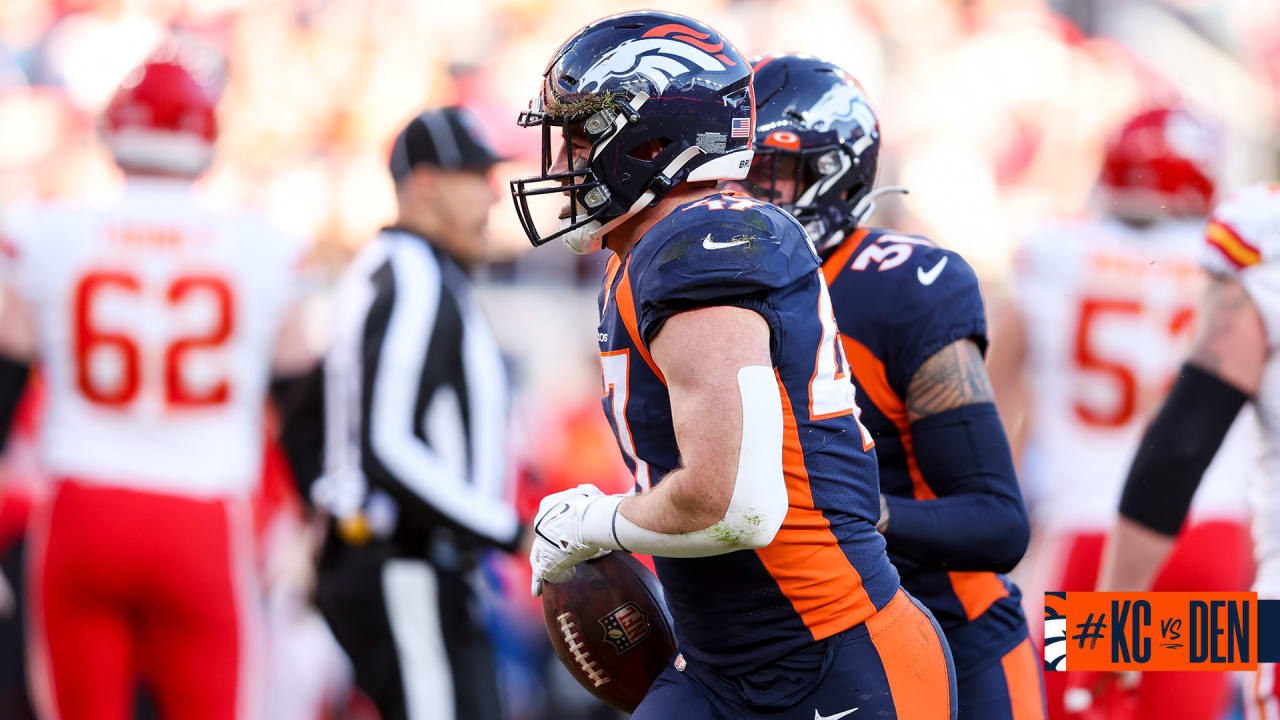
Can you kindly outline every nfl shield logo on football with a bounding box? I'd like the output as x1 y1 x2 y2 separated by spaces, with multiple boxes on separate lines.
598 601 651 654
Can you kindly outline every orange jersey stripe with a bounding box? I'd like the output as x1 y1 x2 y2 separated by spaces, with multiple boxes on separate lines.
866 590 953 719
1207 220 1261 268
602 255 622 312
842 334 1009 619
614 263 667 386
1001 637 1047 720
753 371 875 639
820 229 869 285
949 570 1009 621
841 335 934 500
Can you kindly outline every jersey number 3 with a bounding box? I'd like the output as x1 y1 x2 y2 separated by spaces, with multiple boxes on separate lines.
73 271 235 409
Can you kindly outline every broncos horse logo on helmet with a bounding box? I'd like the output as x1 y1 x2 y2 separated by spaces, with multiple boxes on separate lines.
576 25 738 95
744 53 888 253
510 11 754 254
806 81 878 134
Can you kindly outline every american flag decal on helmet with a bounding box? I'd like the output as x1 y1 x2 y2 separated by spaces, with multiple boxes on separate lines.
731 117 751 138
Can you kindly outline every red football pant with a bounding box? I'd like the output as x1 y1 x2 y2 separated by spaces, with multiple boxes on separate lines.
28 481 263 720
1043 521 1252 720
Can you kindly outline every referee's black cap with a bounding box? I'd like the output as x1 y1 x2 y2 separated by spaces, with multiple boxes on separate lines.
389 106 507 181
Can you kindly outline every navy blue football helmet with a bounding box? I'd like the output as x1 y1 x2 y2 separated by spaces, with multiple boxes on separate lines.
510 11 755 253
746 53 883 252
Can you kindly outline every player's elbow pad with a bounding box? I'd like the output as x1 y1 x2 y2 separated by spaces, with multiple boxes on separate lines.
1118 363 1248 537
583 366 788 557
981 497 1030 574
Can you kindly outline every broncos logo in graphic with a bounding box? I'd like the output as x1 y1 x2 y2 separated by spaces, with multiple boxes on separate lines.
577 24 735 95
804 82 877 136
1045 592 1068 671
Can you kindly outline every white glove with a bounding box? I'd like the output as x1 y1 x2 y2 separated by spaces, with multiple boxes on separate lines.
529 484 615 597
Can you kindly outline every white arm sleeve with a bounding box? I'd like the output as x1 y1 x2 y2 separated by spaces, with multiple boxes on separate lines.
581 366 788 557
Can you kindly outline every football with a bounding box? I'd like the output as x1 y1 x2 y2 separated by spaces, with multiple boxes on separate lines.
541 551 678 712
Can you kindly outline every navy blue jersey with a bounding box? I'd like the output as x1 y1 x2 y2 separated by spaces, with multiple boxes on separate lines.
597 193 899 676
822 226 1027 675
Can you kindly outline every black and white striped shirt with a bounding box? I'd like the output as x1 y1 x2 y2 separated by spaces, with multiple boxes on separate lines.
316 228 519 551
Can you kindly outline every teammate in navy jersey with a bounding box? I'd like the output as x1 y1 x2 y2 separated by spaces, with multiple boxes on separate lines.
510 12 956 719
730 53 1042 719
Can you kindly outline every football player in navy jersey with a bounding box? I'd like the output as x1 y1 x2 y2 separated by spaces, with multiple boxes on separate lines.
729 53 1042 719
511 12 956 720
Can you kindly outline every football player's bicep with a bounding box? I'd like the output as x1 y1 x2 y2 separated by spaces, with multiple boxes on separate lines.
1186 275 1266 396
905 338 995 423
649 305 771 490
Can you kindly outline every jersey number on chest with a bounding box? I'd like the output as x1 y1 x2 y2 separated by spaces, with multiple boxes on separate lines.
601 349 652 492
600 274 873 485
73 270 235 409
1073 296 1194 427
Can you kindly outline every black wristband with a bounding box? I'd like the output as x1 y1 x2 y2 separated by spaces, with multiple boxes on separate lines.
1118 363 1248 536
0 353 29 452
611 504 630 553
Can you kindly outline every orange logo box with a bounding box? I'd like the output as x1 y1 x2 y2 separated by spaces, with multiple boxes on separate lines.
1047 592 1257 672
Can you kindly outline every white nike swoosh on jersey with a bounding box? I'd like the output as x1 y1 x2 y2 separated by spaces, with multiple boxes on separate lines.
814 708 859 720
703 233 750 250
917 256 949 285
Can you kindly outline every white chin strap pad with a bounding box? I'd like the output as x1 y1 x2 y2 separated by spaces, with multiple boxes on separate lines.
582 366 788 558
561 218 604 255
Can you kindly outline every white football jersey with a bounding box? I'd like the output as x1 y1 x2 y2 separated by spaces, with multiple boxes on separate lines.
1201 183 1280 597
0 179 308 498
1015 216 1257 533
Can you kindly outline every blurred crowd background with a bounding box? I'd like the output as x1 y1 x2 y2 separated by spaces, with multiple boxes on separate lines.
5 0 1280 396
1 0 1279 718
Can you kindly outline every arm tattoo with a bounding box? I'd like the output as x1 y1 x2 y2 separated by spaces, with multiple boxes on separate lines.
906 339 995 423
1189 277 1257 383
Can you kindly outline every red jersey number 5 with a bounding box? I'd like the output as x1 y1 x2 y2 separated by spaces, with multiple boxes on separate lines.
1072 297 1193 427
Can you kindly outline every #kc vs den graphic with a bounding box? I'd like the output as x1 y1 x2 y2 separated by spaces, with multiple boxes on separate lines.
1045 592 1280 672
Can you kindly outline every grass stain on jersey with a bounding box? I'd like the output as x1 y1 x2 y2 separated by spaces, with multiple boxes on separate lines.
657 234 702 265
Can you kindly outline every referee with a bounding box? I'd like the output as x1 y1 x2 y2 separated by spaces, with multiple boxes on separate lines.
312 107 520 720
